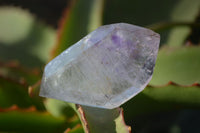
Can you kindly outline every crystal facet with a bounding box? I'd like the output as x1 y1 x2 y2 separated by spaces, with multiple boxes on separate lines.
40 23 160 109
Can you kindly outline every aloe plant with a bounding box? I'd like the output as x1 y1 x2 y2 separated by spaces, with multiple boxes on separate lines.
0 0 200 132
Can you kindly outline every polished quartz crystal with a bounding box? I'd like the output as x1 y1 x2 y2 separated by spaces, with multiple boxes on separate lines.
40 23 160 109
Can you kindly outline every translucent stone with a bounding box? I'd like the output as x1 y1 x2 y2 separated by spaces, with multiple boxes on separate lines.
40 23 160 109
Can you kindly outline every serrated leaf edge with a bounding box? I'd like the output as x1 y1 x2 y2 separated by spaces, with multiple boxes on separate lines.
0 105 37 112
0 60 40 76
76 104 90 133
0 73 28 88
148 81 200 88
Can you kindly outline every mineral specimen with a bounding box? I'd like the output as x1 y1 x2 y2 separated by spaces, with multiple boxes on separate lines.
40 23 160 109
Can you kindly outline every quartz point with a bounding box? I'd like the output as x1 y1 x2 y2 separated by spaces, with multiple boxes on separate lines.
40 23 160 109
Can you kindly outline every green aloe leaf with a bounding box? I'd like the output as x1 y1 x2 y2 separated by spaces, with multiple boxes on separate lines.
0 106 67 133
123 45 200 119
0 6 56 67
150 46 200 86
166 0 200 46
123 83 200 118
44 99 81 130
144 83 200 106
44 99 84 133
73 105 130 133
45 99 76 118
0 74 44 110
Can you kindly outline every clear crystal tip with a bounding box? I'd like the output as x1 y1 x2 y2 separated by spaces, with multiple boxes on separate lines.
40 23 160 109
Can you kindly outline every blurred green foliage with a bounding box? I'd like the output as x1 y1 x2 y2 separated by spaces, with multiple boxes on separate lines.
0 0 200 133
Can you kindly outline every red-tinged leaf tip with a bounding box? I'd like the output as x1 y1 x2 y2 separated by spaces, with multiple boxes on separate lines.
0 105 36 112
118 108 131 133
64 124 82 133
64 128 71 133
28 79 41 97
50 0 77 59
28 86 34 97
19 77 26 85
185 40 194 46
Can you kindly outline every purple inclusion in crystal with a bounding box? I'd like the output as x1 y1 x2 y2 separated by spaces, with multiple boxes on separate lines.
111 34 123 47
40 23 160 109
110 32 140 60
